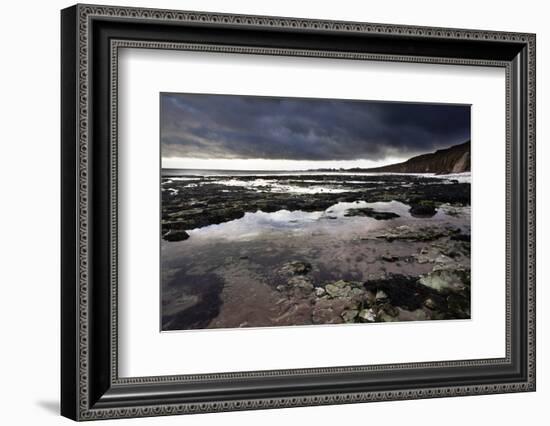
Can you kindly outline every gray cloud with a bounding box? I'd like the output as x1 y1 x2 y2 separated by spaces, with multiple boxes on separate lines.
161 93 470 161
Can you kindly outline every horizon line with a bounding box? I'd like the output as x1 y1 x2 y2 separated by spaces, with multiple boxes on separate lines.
161 141 469 171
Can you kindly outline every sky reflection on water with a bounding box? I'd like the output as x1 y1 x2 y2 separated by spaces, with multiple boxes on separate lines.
185 201 463 242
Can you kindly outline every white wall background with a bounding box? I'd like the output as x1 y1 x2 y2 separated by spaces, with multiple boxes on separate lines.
0 0 546 424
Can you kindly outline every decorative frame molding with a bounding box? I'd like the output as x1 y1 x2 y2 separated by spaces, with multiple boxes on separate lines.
61 4 535 421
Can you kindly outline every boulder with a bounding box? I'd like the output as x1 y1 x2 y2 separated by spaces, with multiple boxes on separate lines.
344 207 399 220
341 309 359 323
162 229 190 242
358 308 377 322
280 261 312 276
418 268 469 293
325 282 352 298
409 203 437 218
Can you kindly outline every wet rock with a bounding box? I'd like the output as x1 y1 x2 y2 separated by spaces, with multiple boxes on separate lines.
341 309 359 323
434 254 454 265
162 229 190 242
443 249 461 259
160 173 472 327
375 290 389 303
409 203 437 218
325 283 351 298
364 291 376 306
350 287 366 299
442 205 462 217
161 173 470 240
315 287 326 297
359 272 471 321
415 240 469 265
344 207 399 220
335 279 357 288
382 254 398 262
358 308 376 322
280 261 312 276
418 267 469 293
287 276 314 296
363 274 436 311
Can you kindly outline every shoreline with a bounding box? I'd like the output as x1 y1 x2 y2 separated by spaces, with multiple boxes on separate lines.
161 172 471 331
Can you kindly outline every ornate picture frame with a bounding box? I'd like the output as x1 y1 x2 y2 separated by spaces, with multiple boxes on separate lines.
61 4 535 421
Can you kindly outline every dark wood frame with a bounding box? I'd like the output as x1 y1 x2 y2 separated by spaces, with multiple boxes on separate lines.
61 4 536 421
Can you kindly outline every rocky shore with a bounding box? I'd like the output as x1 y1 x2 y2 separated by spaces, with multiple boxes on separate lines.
273 229 470 326
160 172 471 331
161 174 470 241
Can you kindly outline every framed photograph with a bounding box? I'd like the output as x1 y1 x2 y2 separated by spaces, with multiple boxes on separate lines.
61 4 536 421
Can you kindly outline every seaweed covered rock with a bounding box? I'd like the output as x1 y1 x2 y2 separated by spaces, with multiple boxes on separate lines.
409 203 437 218
325 282 352 298
280 260 312 276
344 207 399 220
162 229 190 242
418 267 469 293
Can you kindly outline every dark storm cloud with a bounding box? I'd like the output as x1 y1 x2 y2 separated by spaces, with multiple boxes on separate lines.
160 93 470 161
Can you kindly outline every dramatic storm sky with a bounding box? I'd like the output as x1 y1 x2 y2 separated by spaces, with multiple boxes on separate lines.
161 93 470 170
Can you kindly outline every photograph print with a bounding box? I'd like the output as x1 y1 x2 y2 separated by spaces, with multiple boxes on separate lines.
160 93 471 331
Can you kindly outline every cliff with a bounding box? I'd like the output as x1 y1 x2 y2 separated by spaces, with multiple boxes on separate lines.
361 141 470 174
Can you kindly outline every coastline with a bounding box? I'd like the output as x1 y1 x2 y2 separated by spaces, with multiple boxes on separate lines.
160 170 471 331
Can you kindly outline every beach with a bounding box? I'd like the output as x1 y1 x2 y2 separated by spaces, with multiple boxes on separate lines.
160 171 471 331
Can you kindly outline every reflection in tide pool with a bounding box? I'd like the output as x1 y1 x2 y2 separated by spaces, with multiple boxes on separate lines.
160 170 472 331
186 200 464 242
